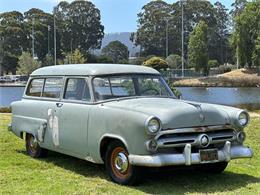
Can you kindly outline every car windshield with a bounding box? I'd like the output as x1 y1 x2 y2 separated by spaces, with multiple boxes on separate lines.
93 74 174 101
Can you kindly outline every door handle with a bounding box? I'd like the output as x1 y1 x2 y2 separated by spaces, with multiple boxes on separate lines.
56 103 63 108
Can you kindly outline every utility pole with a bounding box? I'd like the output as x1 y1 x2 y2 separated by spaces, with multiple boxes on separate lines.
48 25 50 54
236 45 239 69
53 7 57 65
32 17 35 59
165 18 169 58
181 0 184 78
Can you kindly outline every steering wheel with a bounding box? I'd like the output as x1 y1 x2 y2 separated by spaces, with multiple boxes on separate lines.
140 88 160 95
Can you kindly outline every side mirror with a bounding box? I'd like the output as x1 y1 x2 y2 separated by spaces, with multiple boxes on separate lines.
177 94 182 99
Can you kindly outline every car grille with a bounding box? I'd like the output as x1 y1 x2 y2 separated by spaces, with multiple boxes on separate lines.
155 125 237 150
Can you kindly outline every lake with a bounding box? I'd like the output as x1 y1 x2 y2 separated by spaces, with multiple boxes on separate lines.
0 86 260 109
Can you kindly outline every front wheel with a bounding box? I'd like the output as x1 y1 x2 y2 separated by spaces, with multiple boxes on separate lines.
25 133 48 158
105 141 141 185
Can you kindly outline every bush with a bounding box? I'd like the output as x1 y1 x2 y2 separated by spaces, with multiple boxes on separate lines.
130 57 146 65
62 49 86 64
96 55 113 63
208 59 219 68
118 59 129 64
0 107 11 113
217 64 236 73
166 54 181 69
142 57 168 70
17 52 41 76
86 53 98 63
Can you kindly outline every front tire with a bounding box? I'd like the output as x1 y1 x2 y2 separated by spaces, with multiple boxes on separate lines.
105 140 141 185
25 133 48 158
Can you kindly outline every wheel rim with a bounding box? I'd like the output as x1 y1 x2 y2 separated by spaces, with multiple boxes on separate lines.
28 135 37 154
110 147 131 179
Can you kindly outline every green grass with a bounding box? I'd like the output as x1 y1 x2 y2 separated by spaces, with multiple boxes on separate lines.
1 113 260 194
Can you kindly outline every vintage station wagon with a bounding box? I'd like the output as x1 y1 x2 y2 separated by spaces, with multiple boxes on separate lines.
9 64 253 185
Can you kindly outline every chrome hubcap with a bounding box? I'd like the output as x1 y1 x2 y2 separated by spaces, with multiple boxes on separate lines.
114 152 128 173
29 136 37 149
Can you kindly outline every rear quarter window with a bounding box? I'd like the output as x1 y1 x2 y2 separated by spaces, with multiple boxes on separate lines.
42 78 63 99
26 78 44 97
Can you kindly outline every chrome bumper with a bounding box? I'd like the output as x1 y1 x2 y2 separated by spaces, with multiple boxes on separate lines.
128 141 253 167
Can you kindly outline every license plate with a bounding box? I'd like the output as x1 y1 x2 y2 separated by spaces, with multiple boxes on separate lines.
199 149 218 162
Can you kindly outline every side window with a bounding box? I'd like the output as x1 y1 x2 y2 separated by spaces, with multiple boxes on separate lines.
42 78 63 99
110 77 135 96
93 77 112 100
64 78 90 101
26 78 44 97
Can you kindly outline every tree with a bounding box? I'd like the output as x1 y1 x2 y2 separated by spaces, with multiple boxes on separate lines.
252 35 260 66
56 0 104 55
17 52 40 76
0 37 4 75
102 41 129 63
231 1 260 68
142 56 168 70
132 0 218 63
230 0 248 18
24 8 54 62
0 11 29 74
62 49 86 64
166 54 181 69
188 21 209 75
131 0 173 56
210 2 231 64
208 59 219 68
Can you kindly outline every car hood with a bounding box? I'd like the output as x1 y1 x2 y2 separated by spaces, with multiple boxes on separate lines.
103 97 230 129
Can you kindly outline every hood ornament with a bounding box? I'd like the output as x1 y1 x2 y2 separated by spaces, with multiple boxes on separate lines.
184 101 205 122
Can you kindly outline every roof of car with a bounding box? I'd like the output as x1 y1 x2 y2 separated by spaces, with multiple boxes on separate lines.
31 64 160 76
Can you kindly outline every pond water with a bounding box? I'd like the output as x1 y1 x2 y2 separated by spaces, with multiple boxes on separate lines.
0 86 260 109
176 87 260 108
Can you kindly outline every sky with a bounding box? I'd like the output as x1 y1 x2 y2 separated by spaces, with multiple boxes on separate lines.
0 0 234 33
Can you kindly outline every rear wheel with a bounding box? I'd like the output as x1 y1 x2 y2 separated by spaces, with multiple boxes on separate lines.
25 133 48 158
198 162 228 174
105 140 141 185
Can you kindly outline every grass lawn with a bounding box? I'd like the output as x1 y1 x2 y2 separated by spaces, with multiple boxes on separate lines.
0 113 260 194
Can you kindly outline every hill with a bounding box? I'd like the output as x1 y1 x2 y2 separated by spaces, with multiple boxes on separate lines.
94 32 140 57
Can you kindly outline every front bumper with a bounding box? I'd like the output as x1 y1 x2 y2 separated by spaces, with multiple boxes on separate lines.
128 141 253 167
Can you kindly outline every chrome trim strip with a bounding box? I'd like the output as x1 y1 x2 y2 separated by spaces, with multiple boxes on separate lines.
159 125 235 136
129 143 253 167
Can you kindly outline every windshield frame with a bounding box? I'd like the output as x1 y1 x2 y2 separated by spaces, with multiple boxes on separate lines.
91 73 175 102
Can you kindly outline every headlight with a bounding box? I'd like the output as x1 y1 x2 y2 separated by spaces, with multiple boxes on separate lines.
237 111 249 127
145 116 161 135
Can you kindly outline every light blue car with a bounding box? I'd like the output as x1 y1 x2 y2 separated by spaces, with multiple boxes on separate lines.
9 64 253 185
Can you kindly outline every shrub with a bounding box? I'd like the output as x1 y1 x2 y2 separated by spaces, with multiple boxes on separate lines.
17 52 41 76
130 57 146 65
142 57 168 70
217 64 236 73
208 59 219 68
166 54 182 69
96 55 113 63
0 107 11 113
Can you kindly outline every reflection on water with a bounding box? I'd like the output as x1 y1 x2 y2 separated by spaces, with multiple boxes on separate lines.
0 87 260 109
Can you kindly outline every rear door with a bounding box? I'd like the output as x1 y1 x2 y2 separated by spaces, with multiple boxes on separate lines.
54 77 91 157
